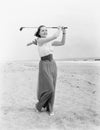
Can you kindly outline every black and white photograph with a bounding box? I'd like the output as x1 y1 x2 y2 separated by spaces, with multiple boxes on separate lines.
0 0 100 130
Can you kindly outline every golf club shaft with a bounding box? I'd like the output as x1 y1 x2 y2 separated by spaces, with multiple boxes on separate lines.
20 26 68 31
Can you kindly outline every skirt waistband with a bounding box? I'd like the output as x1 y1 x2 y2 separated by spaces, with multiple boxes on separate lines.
41 54 53 61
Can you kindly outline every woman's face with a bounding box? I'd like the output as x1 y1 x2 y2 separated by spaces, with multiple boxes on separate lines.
39 26 48 38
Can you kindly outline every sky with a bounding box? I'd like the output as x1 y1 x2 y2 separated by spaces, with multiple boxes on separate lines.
0 0 100 61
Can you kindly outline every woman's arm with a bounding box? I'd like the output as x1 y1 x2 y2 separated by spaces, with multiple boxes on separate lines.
52 27 66 46
37 27 61 46
27 39 37 46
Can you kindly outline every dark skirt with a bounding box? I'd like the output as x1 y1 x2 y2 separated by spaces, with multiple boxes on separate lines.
36 58 57 112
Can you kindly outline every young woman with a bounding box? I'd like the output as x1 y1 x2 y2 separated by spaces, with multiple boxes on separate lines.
28 25 66 116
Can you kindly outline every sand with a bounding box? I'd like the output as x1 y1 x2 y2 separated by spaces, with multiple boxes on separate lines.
0 60 100 130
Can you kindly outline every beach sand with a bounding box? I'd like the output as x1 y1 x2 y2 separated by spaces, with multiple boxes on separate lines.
0 60 100 130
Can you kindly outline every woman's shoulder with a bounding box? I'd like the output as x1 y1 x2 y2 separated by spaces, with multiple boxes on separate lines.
36 37 43 43
36 38 43 46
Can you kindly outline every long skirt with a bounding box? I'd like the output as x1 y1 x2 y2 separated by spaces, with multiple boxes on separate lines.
36 59 57 112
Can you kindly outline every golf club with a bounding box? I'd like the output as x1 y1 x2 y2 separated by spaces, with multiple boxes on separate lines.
19 26 68 31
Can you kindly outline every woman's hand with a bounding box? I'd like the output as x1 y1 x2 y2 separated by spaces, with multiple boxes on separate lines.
61 26 66 34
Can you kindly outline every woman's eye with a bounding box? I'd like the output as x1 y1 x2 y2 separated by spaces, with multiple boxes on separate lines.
41 29 47 32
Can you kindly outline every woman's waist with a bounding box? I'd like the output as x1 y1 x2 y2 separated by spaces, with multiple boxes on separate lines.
41 54 53 61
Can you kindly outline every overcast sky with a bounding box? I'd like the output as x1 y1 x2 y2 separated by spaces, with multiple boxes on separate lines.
0 0 100 61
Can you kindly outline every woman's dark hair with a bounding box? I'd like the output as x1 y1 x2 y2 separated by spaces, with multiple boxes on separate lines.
34 25 45 38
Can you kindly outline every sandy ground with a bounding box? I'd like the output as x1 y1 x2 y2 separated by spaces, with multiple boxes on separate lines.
0 60 100 130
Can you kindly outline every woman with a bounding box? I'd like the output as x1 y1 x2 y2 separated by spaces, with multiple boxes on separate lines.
28 25 66 116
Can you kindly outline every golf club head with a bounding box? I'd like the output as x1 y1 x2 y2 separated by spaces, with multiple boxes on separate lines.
19 27 23 31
